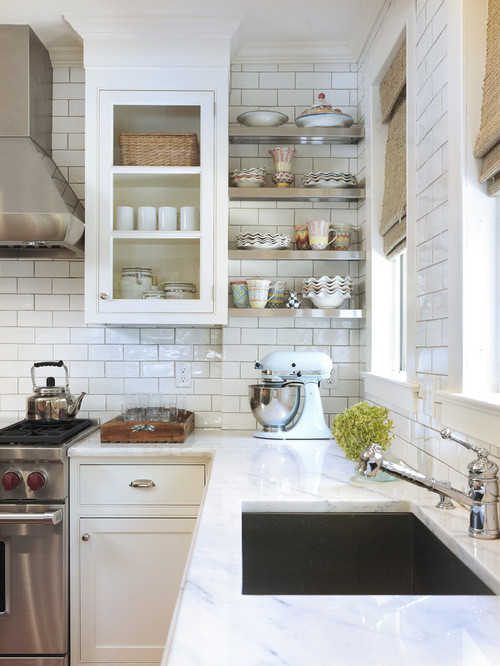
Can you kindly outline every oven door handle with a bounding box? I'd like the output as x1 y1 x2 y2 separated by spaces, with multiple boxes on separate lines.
0 509 63 525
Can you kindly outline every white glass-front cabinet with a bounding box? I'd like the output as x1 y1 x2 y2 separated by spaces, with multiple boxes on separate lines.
84 73 228 325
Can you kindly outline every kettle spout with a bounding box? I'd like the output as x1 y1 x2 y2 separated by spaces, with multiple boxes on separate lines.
68 392 86 417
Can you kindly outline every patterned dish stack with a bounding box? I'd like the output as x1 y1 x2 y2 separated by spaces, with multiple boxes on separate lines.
230 167 266 188
236 233 291 250
302 172 358 189
302 275 353 309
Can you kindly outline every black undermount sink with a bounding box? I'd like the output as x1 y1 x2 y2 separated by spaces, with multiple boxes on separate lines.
242 512 494 595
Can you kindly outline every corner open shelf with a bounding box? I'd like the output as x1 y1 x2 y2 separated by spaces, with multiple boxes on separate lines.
228 308 365 319
228 249 365 260
228 125 364 144
228 187 365 202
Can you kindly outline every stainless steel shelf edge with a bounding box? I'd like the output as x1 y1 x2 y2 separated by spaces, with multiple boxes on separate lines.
228 125 365 144
228 308 365 318
228 249 365 260
229 187 365 202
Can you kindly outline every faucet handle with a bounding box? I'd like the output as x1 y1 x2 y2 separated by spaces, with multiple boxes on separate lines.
435 481 455 510
440 428 490 459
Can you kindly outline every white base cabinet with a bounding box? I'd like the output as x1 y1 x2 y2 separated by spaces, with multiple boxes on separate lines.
70 457 208 666
79 517 195 663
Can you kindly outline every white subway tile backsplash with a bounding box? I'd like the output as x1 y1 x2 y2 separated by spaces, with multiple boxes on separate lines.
105 361 140 377
241 89 278 106
1 294 33 310
35 294 67 310
35 328 70 344
260 72 296 89
18 311 52 327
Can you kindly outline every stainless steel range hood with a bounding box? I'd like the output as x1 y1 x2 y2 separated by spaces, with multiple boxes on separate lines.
0 25 85 258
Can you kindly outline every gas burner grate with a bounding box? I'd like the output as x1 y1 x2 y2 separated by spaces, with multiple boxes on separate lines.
0 419 94 445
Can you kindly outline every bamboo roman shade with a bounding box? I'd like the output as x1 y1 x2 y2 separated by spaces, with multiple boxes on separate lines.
379 41 407 258
474 0 500 196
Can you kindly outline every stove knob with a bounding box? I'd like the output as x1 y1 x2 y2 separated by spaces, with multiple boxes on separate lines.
27 471 46 492
2 471 21 491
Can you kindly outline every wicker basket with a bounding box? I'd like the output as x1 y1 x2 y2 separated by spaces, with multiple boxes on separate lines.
119 132 200 167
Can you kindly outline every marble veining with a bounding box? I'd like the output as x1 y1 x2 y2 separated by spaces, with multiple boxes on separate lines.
70 430 500 666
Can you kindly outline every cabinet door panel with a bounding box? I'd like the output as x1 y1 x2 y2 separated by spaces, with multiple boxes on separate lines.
80 517 195 662
97 90 215 317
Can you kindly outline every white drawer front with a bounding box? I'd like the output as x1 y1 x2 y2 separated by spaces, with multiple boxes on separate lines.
79 464 205 506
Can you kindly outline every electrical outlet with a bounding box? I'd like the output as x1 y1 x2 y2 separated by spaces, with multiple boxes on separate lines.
175 362 192 388
326 364 339 389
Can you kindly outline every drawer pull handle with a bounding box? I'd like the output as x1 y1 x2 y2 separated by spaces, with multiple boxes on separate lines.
130 424 155 432
129 479 156 488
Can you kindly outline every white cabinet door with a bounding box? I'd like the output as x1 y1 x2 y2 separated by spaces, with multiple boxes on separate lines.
97 89 214 320
79 517 195 663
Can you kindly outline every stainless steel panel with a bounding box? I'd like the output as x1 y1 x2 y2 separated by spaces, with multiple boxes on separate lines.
0 505 67 656
28 27 52 156
0 659 67 666
0 27 30 138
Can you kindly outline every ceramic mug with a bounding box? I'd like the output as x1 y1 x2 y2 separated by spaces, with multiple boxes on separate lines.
294 224 310 250
329 223 358 250
230 281 250 308
245 279 277 309
138 206 157 231
267 280 287 308
307 220 339 250
115 206 134 231
158 207 177 231
180 206 199 231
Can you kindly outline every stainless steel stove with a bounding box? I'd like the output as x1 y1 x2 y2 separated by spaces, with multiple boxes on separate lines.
0 418 98 666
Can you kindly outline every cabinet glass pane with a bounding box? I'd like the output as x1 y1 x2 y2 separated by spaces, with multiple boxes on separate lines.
112 238 200 300
113 105 201 167
113 173 200 231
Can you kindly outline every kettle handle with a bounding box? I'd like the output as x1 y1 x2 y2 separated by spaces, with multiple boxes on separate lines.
31 361 69 390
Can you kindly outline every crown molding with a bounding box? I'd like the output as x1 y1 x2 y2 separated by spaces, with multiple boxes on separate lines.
348 0 386 62
49 46 84 67
64 15 243 38
233 40 352 64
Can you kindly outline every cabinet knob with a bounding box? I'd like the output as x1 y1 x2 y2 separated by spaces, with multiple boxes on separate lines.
99 293 108 300
82 533 90 542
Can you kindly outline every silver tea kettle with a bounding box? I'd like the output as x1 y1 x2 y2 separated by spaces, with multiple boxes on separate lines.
27 361 86 421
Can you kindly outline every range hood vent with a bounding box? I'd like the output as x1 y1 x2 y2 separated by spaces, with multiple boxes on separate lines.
0 25 85 258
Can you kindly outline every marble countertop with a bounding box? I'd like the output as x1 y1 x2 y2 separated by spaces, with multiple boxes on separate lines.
70 429 500 666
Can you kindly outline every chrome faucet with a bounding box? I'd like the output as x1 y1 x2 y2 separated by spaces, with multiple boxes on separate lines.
358 428 500 539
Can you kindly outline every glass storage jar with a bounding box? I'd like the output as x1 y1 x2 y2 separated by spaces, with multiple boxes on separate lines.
163 282 198 299
120 267 152 299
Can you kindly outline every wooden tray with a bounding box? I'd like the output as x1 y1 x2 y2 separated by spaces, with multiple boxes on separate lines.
100 410 194 443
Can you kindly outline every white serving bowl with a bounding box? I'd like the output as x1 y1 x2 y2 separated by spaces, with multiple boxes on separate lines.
232 177 266 188
306 292 351 308
237 110 289 127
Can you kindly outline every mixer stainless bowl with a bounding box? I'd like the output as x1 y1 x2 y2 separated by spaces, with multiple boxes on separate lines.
249 384 301 432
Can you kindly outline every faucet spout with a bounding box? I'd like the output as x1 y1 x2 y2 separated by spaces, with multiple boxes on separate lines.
358 444 472 506
358 443 499 539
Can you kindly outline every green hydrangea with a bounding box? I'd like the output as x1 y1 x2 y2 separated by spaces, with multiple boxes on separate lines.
332 402 394 461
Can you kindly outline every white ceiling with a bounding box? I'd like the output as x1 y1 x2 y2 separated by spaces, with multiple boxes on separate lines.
0 0 385 62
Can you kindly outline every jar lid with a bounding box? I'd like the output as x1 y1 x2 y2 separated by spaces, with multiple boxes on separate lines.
163 282 197 293
121 266 152 274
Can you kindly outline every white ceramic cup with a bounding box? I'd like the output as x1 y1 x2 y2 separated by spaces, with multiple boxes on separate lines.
138 206 157 231
158 207 177 231
179 206 199 231
115 206 134 231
